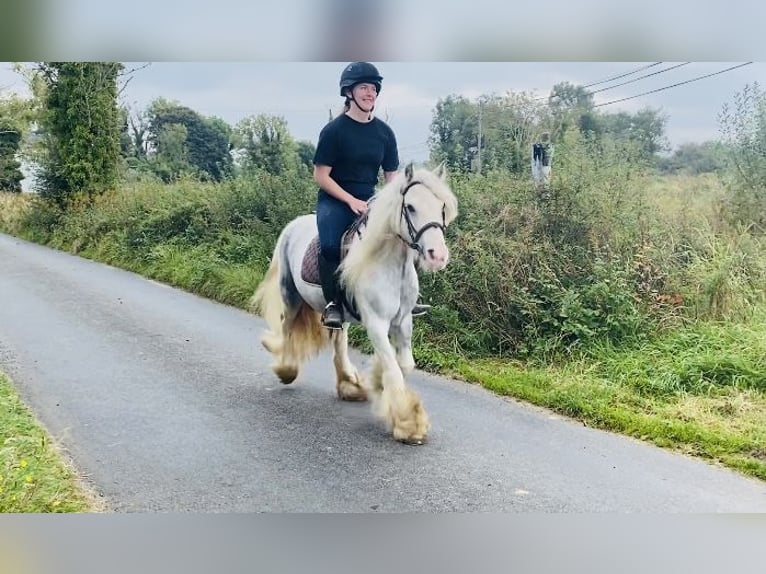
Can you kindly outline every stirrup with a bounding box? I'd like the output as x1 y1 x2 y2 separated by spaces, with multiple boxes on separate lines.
412 303 431 317
322 302 344 330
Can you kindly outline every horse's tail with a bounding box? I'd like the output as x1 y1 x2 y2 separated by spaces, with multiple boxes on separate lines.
250 226 328 375
250 250 284 352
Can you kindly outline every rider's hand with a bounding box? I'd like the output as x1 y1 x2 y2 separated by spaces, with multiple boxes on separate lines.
347 197 369 216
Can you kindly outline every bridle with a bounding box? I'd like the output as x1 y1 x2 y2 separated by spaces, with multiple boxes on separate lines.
398 180 447 257
340 178 447 319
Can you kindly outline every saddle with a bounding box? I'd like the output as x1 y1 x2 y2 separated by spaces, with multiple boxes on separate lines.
301 213 368 286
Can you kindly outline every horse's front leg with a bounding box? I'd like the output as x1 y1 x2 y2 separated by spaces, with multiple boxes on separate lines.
365 316 429 445
389 316 415 376
331 326 367 401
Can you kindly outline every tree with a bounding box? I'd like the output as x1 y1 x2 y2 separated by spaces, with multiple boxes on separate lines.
233 114 300 175
429 92 552 175
549 81 594 111
547 82 669 162
429 84 669 175
548 82 598 138
0 92 35 192
478 92 553 174
656 141 727 175
718 82 766 231
295 140 316 173
0 126 23 192
122 106 149 160
147 98 232 181
201 115 234 178
428 95 479 172
36 62 123 204
150 123 194 182
598 107 668 160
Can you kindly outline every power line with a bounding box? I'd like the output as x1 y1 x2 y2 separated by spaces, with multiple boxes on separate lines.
593 62 753 108
580 62 664 89
588 62 691 95
539 62 689 102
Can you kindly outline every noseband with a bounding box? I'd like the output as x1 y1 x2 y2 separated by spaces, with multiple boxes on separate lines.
399 180 447 256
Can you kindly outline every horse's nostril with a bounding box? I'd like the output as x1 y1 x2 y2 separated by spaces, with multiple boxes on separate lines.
427 249 444 262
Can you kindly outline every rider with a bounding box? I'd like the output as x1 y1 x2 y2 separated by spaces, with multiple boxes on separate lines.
313 62 430 329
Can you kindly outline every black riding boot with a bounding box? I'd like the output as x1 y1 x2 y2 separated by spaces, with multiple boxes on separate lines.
318 253 344 330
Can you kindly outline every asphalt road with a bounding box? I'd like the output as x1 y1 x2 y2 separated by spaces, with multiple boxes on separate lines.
1 232 764 512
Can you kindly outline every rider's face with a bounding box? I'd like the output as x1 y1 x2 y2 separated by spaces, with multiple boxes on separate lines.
351 83 378 108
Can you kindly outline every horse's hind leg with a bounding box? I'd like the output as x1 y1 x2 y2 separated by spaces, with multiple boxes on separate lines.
270 303 302 384
274 299 329 385
268 261 311 385
331 326 367 401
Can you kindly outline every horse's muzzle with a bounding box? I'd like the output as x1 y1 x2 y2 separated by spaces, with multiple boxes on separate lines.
420 247 449 271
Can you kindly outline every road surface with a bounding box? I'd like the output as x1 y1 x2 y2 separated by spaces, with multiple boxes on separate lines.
1 232 764 511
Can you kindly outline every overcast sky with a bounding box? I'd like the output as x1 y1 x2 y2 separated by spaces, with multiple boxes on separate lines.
1 61 762 163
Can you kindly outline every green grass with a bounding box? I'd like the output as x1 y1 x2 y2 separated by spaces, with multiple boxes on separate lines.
447 318 766 480
0 372 103 512
86 240 265 308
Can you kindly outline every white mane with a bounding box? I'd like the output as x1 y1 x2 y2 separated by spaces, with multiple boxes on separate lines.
340 164 457 293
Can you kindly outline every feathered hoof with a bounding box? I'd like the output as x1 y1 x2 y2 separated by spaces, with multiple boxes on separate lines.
392 417 428 445
337 374 368 401
273 364 298 385
384 388 430 446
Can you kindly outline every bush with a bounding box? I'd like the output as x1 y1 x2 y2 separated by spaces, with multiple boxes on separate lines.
7 131 765 363
417 130 660 359
719 83 766 232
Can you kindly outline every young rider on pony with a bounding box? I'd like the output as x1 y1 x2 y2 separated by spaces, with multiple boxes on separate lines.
313 62 430 329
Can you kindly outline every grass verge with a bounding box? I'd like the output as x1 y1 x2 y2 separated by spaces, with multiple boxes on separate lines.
0 371 105 512
448 318 766 481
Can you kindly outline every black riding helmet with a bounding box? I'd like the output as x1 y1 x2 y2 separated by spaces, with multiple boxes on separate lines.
339 62 383 97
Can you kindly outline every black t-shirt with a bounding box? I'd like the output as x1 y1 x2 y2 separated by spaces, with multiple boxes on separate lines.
313 114 399 202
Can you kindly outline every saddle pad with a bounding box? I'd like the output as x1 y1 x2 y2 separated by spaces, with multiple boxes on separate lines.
301 213 368 286
301 235 322 285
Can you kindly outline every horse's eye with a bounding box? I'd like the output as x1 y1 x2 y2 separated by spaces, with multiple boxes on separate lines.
406 204 416 214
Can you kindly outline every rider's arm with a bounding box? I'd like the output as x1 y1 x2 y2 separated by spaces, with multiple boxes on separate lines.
314 164 354 204
314 164 368 214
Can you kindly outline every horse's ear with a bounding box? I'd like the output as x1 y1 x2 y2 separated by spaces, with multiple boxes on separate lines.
434 161 447 180
404 162 414 182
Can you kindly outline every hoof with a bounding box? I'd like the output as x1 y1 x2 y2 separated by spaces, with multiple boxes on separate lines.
337 377 368 401
397 436 427 446
340 392 368 402
273 364 298 385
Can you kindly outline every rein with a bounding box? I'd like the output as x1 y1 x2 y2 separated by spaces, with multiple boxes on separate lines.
398 180 447 256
